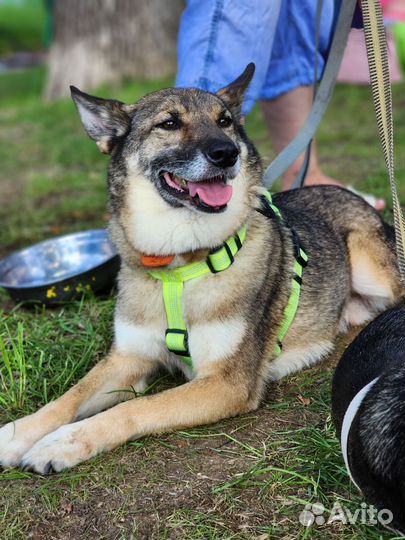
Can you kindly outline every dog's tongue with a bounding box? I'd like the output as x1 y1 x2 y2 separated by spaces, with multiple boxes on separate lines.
188 181 233 207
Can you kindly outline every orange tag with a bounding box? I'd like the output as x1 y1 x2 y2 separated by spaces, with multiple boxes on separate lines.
141 254 175 267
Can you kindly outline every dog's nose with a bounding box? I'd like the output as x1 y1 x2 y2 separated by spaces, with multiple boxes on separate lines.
205 141 239 168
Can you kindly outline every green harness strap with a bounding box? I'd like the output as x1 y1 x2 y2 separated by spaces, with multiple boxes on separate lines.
149 192 308 369
149 226 247 368
260 191 309 356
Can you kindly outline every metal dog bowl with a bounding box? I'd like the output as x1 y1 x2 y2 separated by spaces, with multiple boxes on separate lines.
0 229 120 305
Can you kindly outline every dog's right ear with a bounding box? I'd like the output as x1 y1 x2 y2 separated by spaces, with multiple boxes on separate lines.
70 86 136 154
217 63 255 116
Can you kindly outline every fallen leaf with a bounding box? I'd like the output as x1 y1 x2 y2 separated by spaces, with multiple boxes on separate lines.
297 394 311 406
61 502 73 515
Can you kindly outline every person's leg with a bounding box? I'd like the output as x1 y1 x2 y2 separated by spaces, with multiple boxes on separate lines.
259 0 340 190
261 93 385 209
260 0 385 209
176 0 282 114
260 86 341 189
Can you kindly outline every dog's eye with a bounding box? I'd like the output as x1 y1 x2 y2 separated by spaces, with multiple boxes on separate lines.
157 119 180 131
218 115 233 128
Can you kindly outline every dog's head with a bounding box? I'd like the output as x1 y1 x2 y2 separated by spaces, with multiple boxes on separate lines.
71 63 262 257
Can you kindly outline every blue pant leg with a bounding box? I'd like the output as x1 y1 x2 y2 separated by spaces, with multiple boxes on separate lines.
176 0 282 114
259 0 336 100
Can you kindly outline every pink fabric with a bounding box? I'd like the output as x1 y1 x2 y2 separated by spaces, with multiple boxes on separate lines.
338 28 403 84
382 0 405 22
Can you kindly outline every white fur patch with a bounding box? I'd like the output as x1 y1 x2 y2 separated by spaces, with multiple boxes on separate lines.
114 318 166 360
125 156 249 255
27 422 78 447
20 422 86 473
0 411 57 468
0 421 28 467
341 377 379 490
340 295 393 333
339 297 374 331
76 104 100 134
189 318 247 366
266 341 333 381
352 260 393 298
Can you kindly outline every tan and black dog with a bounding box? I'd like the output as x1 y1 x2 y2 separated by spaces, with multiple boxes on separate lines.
0 64 402 473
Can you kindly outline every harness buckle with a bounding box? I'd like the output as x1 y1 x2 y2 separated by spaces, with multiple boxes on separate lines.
165 328 190 357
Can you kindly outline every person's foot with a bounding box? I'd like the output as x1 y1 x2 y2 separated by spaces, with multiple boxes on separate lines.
259 93 386 211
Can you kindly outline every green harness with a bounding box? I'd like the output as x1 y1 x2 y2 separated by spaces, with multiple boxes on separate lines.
148 192 308 369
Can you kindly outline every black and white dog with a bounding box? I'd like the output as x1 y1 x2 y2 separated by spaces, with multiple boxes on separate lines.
332 305 405 533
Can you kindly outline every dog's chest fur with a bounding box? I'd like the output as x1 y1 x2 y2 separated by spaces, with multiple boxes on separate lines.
113 216 282 378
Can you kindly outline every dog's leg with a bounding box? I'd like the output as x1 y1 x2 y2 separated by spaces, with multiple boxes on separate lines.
342 230 403 327
19 371 256 474
266 340 334 380
0 350 154 468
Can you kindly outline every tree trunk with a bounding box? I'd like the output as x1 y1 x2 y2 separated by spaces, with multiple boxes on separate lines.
45 0 184 101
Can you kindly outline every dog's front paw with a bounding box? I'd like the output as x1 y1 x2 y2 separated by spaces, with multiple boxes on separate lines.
0 416 47 468
20 422 95 474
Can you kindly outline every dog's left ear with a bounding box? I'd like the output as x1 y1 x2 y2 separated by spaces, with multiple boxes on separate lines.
70 86 136 154
217 63 255 115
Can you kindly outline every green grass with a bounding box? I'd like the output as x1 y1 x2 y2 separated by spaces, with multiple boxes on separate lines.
0 0 46 56
0 293 115 417
0 322 27 410
0 67 405 539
